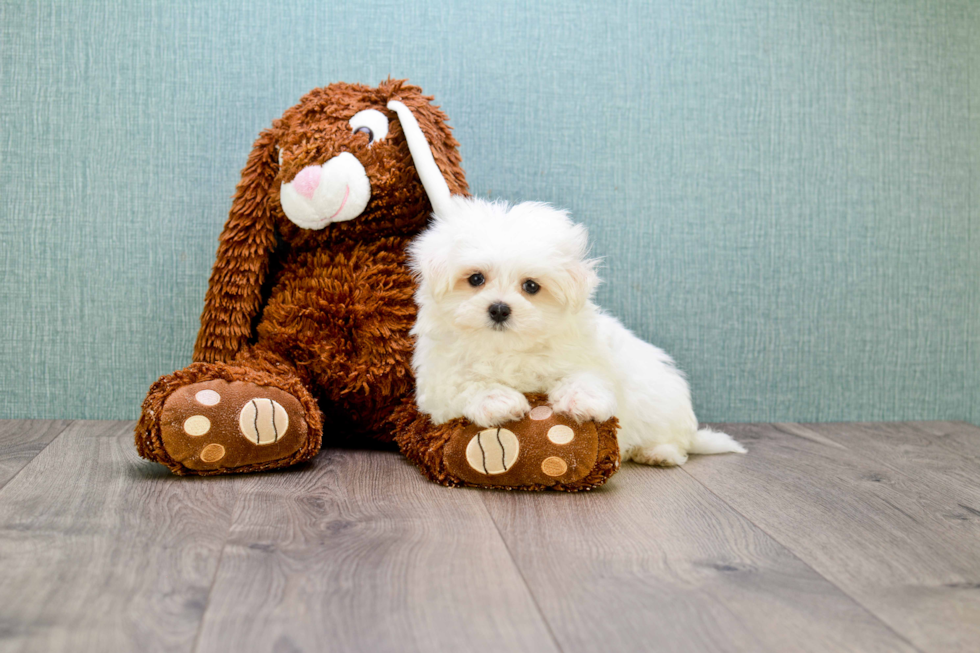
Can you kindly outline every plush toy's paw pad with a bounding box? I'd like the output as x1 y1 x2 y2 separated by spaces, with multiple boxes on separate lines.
465 428 521 475
445 399 603 488
160 380 308 472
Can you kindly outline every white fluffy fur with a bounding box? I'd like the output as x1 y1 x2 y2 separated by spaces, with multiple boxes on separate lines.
408 196 745 466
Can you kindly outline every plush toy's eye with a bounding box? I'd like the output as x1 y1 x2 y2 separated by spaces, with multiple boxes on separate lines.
522 279 540 294
468 273 485 287
349 109 389 145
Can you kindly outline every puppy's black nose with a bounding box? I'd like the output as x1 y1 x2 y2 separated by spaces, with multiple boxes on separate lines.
488 302 511 324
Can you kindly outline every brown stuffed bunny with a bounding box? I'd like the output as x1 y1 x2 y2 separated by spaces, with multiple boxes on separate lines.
135 80 619 490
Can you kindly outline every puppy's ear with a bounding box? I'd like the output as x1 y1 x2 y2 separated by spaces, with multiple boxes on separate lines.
536 219 600 312
193 126 280 363
407 222 457 299
548 257 600 312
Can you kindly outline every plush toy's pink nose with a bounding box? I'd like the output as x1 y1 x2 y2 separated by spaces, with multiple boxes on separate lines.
292 165 322 199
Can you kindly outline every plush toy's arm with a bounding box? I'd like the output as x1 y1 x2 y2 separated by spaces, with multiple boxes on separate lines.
193 128 280 364
329 274 419 400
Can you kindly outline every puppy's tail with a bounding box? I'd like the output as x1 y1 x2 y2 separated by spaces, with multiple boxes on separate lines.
690 428 747 455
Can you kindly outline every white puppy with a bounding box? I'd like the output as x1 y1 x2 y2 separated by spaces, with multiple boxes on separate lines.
407 197 744 465
387 101 745 466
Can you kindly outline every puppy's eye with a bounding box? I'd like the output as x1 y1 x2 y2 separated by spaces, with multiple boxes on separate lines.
522 279 540 295
468 273 485 287
354 126 374 142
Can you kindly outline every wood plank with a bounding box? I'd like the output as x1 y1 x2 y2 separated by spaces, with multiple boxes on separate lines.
905 421 980 462
480 464 916 653
0 420 72 489
783 422 980 510
194 449 559 653
0 420 244 653
685 423 980 653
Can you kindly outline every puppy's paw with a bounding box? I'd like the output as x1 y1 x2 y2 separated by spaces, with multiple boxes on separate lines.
464 387 531 427
631 443 689 467
549 374 617 423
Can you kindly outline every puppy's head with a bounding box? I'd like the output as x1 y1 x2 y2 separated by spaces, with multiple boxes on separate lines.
409 197 599 343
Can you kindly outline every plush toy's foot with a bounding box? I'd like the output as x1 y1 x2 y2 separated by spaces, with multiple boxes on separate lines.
136 359 323 476
396 394 620 491
158 380 309 473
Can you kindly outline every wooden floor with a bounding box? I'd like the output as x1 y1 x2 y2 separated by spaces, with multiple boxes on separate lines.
1 421 979 652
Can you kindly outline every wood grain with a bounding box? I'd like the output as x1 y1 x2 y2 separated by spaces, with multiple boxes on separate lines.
480 464 916 653
686 422 980 653
786 421 980 509
4 419 980 653
193 449 559 653
905 421 980 463
0 420 244 653
0 420 72 489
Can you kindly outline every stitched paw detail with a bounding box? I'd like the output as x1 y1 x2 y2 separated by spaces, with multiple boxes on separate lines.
465 428 520 475
239 398 289 445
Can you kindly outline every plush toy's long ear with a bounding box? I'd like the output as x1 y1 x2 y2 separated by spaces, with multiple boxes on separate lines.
387 101 454 217
192 127 279 363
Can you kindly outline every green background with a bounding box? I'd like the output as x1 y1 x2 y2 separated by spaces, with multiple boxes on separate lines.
2 0 977 423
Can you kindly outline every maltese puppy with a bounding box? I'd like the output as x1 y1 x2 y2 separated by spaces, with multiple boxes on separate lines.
406 197 745 466
386 99 745 466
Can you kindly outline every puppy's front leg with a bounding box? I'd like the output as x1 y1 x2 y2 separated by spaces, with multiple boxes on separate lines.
549 371 617 423
462 384 532 427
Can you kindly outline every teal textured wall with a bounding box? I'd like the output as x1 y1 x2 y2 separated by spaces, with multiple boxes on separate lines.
1 0 977 423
